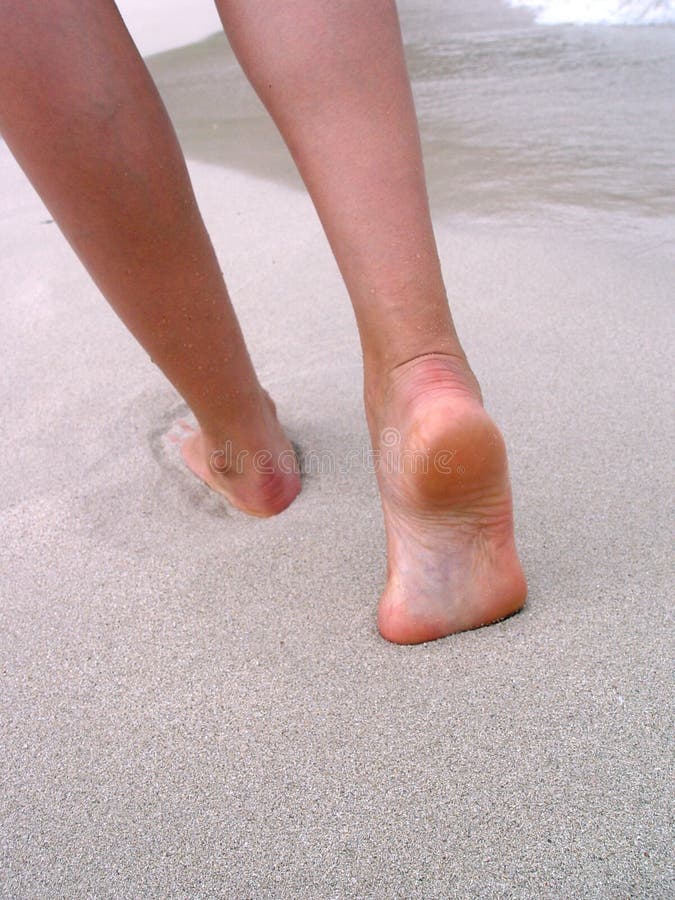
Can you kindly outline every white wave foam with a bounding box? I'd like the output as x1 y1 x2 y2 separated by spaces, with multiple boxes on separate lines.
506 0 675 24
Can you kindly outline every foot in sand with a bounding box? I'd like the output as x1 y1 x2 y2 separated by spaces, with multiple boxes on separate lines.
171 390 301 517
370 353 527 644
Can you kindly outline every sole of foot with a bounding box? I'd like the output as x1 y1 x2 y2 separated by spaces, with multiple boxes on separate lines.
372 353 527 644
169 392 301 518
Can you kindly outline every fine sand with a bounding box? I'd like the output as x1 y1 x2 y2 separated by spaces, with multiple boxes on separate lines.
1 49 674 900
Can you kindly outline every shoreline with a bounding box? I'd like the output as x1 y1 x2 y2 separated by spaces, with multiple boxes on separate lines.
143 15 675 258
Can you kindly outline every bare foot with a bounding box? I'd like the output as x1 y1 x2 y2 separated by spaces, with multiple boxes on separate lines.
174 390 301 517
369 353 526 644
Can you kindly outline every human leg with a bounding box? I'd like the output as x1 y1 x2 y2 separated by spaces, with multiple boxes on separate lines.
215 0 526 639
0 0 300 515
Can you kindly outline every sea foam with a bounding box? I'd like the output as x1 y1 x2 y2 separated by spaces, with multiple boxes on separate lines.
506 0 675 24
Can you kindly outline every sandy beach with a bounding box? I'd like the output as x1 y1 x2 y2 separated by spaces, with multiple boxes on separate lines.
1 2 674 897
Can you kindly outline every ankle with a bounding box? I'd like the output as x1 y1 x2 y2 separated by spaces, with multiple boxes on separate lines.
197 382 269 446
364 349 481 424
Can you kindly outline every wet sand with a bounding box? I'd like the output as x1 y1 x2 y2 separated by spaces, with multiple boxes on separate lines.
1 134 673 895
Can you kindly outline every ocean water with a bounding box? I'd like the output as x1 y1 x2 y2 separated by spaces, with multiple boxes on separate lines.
507 0 675 25
148 0 675 251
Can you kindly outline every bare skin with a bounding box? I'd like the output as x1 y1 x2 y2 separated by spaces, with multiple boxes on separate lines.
0 0 300 517
371 354 526 643
1 0 526 641
179 392 299 517
215 0 527 640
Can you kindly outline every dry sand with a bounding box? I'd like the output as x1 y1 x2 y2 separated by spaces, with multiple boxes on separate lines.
1 103 673 898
